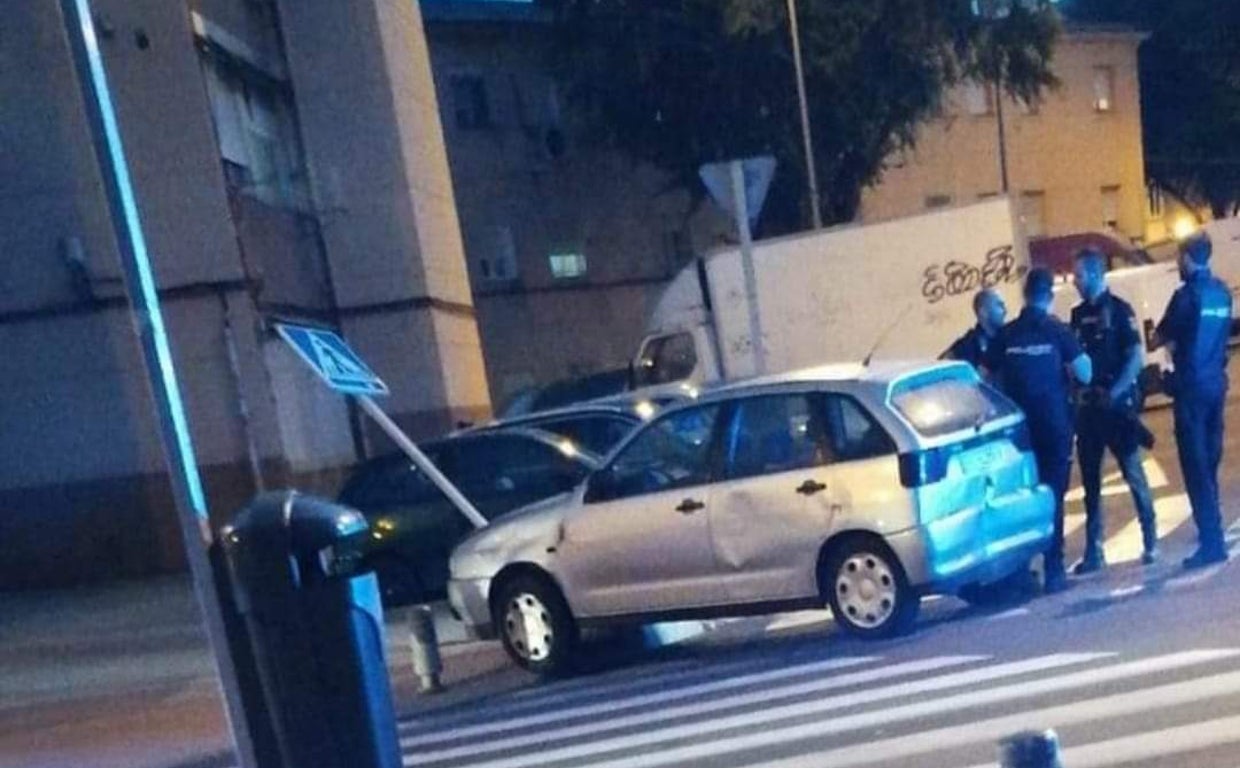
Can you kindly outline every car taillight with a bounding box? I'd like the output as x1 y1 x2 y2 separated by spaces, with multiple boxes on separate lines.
899 448 949 487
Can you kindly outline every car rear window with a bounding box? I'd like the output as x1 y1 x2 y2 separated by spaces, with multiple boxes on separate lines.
892 379 1018 438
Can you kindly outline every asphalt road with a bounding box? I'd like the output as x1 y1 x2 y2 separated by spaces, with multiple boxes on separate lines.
7 368 1240 768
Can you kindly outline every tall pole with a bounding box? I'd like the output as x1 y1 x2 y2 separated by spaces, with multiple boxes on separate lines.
786 0 823 229
58 2 257 766
731 160 767 375
995 71 1010 193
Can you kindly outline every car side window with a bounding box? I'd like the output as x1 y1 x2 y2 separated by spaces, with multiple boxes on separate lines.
634 332 698 386
821 395 896 462
596 405 721 501
340 453 443 510
722 395 828 480
452 436 583 508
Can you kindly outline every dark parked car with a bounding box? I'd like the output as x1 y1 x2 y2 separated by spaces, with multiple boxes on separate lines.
338 428 600 606
474 394 691 456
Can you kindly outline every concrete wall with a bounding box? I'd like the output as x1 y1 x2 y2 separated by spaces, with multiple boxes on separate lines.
1 0 489 588
861 31 1155 244
278 0 491 436
422 14 731 404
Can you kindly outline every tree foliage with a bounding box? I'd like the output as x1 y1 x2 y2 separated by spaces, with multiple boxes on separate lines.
1067 0 1240 218
543 0 1059 234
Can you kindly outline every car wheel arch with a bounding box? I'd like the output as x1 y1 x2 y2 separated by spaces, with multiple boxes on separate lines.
488 562 573 623
816 529 907 583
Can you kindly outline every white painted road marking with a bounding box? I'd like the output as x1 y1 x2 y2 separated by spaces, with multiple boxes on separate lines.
960 713 1240 768
426 653 1110 768
756 666 1240 768
402 656 980 760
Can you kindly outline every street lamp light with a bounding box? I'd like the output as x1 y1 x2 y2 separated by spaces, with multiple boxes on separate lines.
786 0 823 229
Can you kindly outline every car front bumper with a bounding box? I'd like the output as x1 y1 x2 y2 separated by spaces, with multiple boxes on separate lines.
447 576 496 640
889 484 1054 593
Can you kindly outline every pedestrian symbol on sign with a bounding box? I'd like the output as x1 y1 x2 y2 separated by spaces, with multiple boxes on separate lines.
275 323 389 397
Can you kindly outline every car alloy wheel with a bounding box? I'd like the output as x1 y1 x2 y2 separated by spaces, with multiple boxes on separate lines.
821 536 919 639
494 573 578 676
835 552 898 629
504 591 556 662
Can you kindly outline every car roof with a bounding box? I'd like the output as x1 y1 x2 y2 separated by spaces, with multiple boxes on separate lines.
694 360 969 403
464 388 697 434
463 402 639 434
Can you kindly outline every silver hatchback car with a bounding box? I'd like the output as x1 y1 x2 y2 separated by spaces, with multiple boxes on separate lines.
448 361 1054 675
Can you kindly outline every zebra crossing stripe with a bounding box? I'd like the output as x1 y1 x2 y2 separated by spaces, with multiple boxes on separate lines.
1106 493 1193 564
411 652 1106 768
399 654 875 741
761 665 1240 768
401 655 980 759
400 652 764 732
1022 713 1240 768
450 650 1233 768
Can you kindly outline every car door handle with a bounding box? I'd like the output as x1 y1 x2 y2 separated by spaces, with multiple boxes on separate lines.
796 479 827 496
676 498 705 514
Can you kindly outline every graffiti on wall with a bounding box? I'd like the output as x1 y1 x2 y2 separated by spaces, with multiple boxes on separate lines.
921 245 1027 304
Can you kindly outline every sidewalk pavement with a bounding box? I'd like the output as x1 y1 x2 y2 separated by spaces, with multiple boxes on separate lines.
0 576 518 768
0 575 815 768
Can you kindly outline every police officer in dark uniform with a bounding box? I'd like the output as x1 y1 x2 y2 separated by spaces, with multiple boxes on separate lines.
987 268 1093 593
1154 234 1233 569
942 288 1007 368
1069 248 1158 572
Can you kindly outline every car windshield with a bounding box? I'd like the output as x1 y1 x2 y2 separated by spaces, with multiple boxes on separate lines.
534 415 636 455
605 405 719 496
892 379 1018 438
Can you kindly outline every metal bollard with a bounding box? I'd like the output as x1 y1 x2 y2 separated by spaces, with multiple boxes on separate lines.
408 605 443 694
999 729 1063 768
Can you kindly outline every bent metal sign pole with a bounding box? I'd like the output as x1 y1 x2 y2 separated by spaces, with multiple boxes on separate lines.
275 324 488 530
58 2 258 766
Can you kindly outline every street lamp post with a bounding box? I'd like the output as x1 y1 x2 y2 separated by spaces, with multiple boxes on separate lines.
995 69 1010 193
786 0 823 229
976 0 1012 194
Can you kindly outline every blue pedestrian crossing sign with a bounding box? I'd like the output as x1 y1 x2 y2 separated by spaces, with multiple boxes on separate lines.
275 323 389 397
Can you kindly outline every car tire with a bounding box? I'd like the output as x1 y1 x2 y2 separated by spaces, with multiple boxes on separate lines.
820 537 919 640
494 573 578 677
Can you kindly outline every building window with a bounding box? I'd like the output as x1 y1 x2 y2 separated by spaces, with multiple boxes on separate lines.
925 194 953 210
202 54 309 210
479 226 518 282
451 74 491 130
1020 191 1046 238
549 252 587 279
963 80 995 116
1101 185 1121 230
1093 66 1115 112
978 191 1000 200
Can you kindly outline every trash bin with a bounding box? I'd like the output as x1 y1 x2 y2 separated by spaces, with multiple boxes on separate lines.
221 491 401 768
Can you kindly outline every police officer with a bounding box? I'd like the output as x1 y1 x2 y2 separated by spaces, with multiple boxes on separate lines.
1070 248 1158 572
942 288 1007 368
987 268 1093 593
1153 233 1233 569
